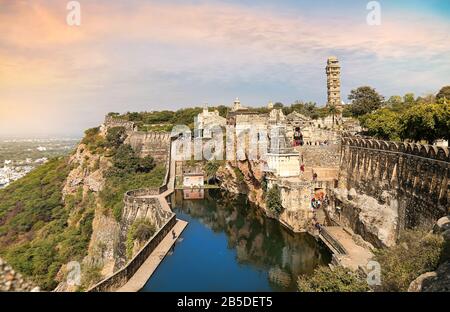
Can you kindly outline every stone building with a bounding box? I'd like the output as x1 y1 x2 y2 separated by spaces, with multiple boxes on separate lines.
195 105 226 138
265 126 300 178
326 56 342 110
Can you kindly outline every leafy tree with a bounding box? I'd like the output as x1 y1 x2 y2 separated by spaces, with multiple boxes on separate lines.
298 266 369 292
347 86 385 117
403 93 416 106
399 102 450 143
266 184 283 214
111 144 139 173
273 102 284 109
204 161 221 181
106 126 127 148
436 85 450 101
137 155 156 173
360 108 401 140
81 127 106 153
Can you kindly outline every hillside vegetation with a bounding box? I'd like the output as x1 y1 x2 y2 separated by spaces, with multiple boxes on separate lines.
0 158 92 289
0 124 166 290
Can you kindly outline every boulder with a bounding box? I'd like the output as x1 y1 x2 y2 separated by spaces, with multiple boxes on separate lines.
433 216 450 234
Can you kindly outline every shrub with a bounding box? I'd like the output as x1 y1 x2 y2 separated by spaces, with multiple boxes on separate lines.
266 184 283 214
233 167 244 183
126 219 156 258
106 126 127 148
81 127 106 154
374 229 444 292
298 266 370 292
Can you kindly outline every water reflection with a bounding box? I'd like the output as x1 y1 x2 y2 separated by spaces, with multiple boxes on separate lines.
172 189 331 290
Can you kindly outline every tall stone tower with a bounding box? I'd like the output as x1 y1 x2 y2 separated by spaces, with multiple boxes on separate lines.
326 56 342 109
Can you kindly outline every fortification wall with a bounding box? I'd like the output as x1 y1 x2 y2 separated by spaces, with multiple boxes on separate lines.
338 137 449 231
89 186 175 292
103 116 136 132
126 131 171 163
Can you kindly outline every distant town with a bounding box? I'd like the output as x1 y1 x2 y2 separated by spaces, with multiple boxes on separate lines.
0 138 79 188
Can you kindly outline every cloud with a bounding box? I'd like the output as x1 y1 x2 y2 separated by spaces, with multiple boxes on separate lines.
0 0 449 136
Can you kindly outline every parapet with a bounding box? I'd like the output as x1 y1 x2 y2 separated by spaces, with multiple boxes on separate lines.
341 137 450 162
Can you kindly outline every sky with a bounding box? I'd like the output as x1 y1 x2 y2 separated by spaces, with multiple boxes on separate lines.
0 0 449 138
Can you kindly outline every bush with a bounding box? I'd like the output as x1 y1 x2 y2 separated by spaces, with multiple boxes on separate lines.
233 167 244 183
106 126 127 148
126 219 156 258
298 266 370 292
100 164 166 221
266 184 283 214
81 127 106 154
138 155 156 173
374 229 444 292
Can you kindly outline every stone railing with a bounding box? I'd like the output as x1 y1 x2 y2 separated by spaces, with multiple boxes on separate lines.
319 227 348 255
341 137 449 162
122 187 173 229
88 214 176 292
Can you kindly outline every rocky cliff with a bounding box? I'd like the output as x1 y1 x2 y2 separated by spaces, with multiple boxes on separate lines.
55 143 121 291
216 160 266 209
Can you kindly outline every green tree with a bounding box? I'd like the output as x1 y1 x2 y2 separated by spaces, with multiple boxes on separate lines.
266 184 283 214
298 266 369 292
360 108 401 140
400 102 450 143
403 93 416 106
204 161 221 181
436 85 450 101
137 155 156 173
273 102 284 109
111 144 139 173
106 126 127 149
347 86 385 117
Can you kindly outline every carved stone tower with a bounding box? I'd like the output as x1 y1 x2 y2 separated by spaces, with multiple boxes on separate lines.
326 57 342 109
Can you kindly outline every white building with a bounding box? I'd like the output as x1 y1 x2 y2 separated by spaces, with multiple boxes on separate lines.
195 104 226 138
265 126 300 178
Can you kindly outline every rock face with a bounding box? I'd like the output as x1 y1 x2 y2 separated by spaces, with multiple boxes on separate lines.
55 142 122 291
330 188 398 248
0 257 39 292
216 160 266 209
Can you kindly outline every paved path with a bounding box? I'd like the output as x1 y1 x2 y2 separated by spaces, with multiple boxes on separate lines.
117 219 188 292
321 226 373 271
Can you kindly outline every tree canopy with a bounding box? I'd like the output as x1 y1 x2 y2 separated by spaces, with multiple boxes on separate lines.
347 86 385 117
436 85 450 101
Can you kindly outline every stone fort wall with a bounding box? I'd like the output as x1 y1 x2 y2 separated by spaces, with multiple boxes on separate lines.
126 131 171 163
339 137 449 230
103 115 172 163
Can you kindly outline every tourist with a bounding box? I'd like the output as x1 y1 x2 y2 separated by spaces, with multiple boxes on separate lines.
172 229 176 239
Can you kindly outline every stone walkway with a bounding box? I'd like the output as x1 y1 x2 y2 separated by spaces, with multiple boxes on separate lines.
321 226 373 271
117 219 187 292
